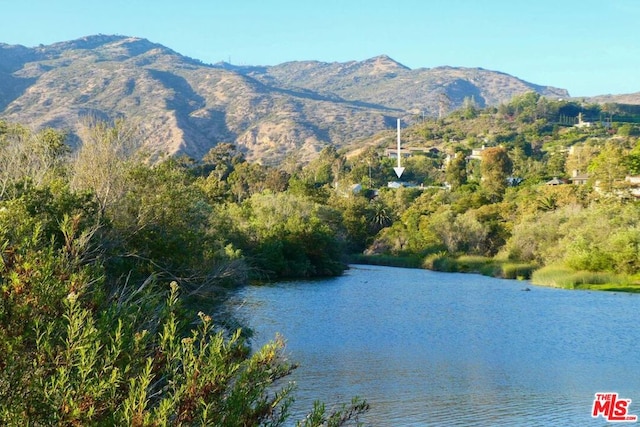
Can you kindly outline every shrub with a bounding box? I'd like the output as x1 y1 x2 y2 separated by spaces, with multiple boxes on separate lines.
423 252 458 272
455 255 494 272
499 262 537 280
0 192 297 425
1 280 298 426
228 193 346 278
0 182 366 426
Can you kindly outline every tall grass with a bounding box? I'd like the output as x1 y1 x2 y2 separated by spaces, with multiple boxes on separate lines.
423 254 536 279
500 262 538 280
422 252 458 272
531 265 624 289
349 253 423 268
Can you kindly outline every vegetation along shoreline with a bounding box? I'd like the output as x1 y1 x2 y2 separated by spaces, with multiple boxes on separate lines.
351 254 640 293
3 90 640 423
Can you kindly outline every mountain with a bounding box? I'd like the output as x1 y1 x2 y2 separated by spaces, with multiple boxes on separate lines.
584 92 640 105
237 58 565 112
0 34 575 163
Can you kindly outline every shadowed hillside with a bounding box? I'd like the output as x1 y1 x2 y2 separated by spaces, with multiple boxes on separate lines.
0 34 601 164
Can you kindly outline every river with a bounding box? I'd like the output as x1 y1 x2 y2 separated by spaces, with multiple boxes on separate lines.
228 265 640 426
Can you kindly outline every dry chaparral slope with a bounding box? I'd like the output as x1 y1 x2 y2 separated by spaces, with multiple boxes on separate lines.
0 34 611 164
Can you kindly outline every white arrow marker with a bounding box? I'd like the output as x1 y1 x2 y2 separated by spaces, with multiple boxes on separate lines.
393 118 405 178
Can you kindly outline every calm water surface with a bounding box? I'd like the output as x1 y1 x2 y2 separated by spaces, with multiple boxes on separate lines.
229 265 640 426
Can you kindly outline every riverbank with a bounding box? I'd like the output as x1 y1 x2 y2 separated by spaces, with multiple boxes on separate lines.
349 253 640 293
530 265 640 293
350 253 536 280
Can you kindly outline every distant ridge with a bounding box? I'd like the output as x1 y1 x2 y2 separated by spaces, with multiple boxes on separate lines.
4 34 628 164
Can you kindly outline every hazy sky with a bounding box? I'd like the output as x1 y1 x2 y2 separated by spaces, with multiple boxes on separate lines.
1 0 638 97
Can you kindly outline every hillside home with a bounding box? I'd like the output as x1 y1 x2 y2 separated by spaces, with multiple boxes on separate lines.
350 183 363 194
468 145 487 160
387 181 425 189
545 177 565 186
443 150 466 167
385 147 431 158
569 170 589 185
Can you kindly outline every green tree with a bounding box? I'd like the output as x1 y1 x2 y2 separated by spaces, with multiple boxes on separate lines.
229 192 345 278
0 207 299 425
624 142 640 175
545 150 567 179
404 155 440 185
510 91 540 123
460 96 478 119
303 146 344 186
371 189 451 255
264 168 291 192
616 123 640 137
200 143 245 180
110 159 216 279
502 207 571 264
425 207 488 255
565 142 598 177
0 140 367 426
227 162 268 202
587 142 627 192
480 146 512 201
445 151 468 190
346 147 385 188
327 193 374 253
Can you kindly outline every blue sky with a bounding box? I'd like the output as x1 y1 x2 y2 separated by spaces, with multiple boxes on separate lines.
1 0 638 97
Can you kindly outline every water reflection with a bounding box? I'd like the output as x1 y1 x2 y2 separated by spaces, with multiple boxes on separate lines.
230 265 640 426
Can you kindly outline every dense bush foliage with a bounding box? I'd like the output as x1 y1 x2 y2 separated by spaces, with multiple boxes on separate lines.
2 93 640 423
0 121 367 425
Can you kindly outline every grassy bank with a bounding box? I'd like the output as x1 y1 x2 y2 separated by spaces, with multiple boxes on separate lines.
352 253 536 280
531 265 640 293
352 254 640 293
423 254 537 280
349 253 423 269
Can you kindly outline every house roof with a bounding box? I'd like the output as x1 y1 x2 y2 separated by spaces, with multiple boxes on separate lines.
569 174 589 181
546 177 564 185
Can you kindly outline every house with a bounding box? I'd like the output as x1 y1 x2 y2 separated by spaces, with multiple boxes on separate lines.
385 148 409 159
545 177 565 186
468 145 487 160
350 183 363 194
569 170 589 185
387 181 424 189
385 147 429 158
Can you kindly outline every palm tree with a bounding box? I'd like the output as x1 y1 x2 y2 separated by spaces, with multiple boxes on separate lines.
369 201 392 231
